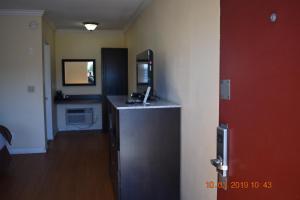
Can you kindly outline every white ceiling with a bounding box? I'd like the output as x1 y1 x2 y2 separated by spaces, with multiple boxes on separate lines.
0 0 147 30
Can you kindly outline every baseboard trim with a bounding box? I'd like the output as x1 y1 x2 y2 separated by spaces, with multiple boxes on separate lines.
8 147 46 155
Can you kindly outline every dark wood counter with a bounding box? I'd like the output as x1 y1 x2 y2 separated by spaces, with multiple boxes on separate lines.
107 96 181 200
55 95 102 104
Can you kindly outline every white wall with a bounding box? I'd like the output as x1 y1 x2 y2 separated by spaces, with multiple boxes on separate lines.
0 15 46 153
125 0 220 199
43 18 58 135
55 30 125 95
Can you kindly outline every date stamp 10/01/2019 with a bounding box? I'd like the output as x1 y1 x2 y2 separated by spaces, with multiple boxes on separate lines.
205 180 273 190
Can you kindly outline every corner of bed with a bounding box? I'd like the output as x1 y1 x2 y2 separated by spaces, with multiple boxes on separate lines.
0 125 12 170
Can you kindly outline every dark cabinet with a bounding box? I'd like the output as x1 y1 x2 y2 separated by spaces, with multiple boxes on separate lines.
102 48 128 132
108 105 120 198
107 96 180 200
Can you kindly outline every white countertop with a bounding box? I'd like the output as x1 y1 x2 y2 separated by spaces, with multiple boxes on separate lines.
107 96 181 110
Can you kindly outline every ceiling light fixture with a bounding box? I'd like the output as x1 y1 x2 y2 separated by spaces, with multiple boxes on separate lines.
83 22 98 31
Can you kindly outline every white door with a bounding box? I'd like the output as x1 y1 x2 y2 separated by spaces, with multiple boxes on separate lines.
43 44 54 140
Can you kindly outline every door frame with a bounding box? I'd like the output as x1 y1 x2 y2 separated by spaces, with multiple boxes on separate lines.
43 43 54 141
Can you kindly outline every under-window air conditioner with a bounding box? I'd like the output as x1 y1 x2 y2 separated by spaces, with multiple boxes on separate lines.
66 108 93 126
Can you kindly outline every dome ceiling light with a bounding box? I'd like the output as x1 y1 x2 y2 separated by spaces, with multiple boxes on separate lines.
83 22 99 31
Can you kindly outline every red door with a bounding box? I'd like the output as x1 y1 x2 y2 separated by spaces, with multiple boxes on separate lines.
219 0 300 200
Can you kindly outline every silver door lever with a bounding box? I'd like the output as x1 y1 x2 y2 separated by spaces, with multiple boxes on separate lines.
211 125 229 177
210 125 229 190
211 158 222 167
211 158 228 171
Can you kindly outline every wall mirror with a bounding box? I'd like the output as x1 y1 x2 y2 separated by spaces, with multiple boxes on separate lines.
62 59 96 86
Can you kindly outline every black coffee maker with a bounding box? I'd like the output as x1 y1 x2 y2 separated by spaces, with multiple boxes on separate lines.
54 90 64 101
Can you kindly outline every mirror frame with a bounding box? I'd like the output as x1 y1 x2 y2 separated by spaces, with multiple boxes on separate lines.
62 59 96 86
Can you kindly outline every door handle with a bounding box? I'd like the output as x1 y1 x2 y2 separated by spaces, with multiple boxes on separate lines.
211 158 222 167
211 157 228 171
211 124 229 190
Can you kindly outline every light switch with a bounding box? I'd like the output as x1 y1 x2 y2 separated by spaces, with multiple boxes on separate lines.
27 86 35 93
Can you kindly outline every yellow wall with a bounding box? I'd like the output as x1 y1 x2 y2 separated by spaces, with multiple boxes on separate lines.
0 15 46 152
55 30 125 95
125 0 220 199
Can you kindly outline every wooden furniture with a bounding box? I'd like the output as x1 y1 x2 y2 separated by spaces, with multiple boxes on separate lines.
107 96 181 200
101 48 128 132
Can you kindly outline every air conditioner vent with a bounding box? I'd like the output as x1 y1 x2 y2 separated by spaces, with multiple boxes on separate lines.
66 108 93 126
